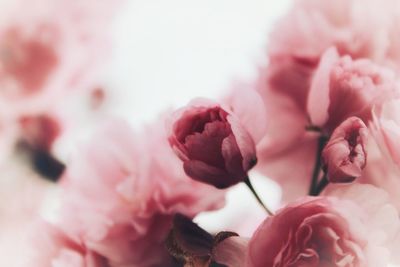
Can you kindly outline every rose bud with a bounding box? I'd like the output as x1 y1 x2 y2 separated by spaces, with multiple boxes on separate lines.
322 117 368 183
168 98 258 189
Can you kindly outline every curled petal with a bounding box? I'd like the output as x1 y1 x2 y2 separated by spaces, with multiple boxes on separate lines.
322 117 368 183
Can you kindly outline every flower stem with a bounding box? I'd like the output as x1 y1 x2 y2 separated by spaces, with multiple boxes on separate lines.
308 135 328 195
311 174 329 196
244 177 273 216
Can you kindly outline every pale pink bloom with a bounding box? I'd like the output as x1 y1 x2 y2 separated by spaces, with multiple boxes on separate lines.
322 117 368 183
59 119 224 267
168 88 266 189
247 184 400 267
371 99 400 166
307 48 398 132
29 222 108 267
0 0 123 170
0 0 123 118
257 47 398 201
254 0 400 201
269 0 400 70
0 159 56 266
363 99 400 211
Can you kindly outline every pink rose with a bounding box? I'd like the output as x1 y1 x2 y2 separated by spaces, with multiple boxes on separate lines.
168 88 266 189
58 119 224 267
322 117 368 183
247 184 400 267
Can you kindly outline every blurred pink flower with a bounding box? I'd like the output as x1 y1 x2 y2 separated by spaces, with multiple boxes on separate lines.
269 0 400 71
0 0 124 168
247 184 400 267
364 99 400 210
30 222 108 267
371 99 400 166
168 88 266 189
0 0 118 116
58 119 224 267
322 117 368 183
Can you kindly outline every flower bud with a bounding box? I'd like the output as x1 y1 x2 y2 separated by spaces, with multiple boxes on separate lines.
168 99 257 189
322 117 368 183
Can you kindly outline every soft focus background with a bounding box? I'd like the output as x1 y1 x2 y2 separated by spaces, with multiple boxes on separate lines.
102 0 292 235
0 1 292 264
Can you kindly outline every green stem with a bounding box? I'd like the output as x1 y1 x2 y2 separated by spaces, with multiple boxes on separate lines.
244 177 273 216
308 135 328 195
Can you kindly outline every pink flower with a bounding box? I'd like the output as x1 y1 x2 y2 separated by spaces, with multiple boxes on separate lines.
58 119 224 267
256 47 398 201
253 0 400 201
364 99 400 211
371 99 400 166
322 117 368 183
0 0 122 117
168 89 266 189
30 222 108 267
247 184 400 267
269 0 400 70
308 48 398 132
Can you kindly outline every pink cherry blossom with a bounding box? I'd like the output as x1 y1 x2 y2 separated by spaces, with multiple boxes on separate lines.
58 119 224 267
322 117 368 183
168 88 266 189
247 184 400 267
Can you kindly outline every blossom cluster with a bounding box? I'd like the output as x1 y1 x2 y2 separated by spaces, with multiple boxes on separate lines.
3 0 400 266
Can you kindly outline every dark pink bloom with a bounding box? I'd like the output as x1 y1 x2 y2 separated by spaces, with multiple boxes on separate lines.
247 185 400 267
169 99 256 188
322 117 368 183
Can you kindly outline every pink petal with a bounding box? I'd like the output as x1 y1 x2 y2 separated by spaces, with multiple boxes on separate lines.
307 47 339 126
227 115 257 171
223 87 267 143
